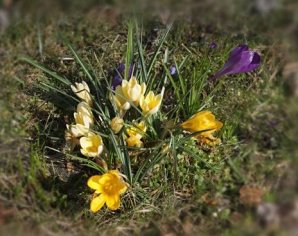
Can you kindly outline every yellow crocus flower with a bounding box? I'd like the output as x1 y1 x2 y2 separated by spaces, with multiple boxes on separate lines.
139 91 162 116
80 132 104 157
181 110 223 146
126 135 143 148
66 102 93 138
87 170 128 212
125 121 147 147
126 121 147 139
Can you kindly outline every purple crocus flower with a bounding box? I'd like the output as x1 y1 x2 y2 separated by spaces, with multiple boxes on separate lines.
112 63 134 90
210 44 261 81
210 42 217 49
170 65 176 76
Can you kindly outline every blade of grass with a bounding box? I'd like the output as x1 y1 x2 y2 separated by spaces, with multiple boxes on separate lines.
125 21 134 81
19 57 71 86
45 147 106 173
135 21 147 83
147 23 172 78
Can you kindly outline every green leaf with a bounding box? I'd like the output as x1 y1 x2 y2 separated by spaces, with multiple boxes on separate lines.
19 57 71 86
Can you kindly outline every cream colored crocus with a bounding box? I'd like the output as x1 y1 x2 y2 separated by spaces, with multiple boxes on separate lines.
87 170 128 212
74 102 94 129
71 81 92 105
67 124 89 137
80 132 104 157
121 77 146 105
139 91 162 116
112 86 131 111
110 116 124 134
65 126 80 150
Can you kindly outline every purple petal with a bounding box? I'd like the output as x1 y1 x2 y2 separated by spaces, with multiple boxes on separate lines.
170 66 176 76
210 42 217 49
211 45 261 81
112 63 134 90
230 44 249 58
112 63 124 90
118 63 125 73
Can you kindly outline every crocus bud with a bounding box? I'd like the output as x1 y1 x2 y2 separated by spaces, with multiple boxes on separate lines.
110 116 124 134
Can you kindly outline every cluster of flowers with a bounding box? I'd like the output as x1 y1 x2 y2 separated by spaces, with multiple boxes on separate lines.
63 44 260 213
64 75 165 212
111 76 162 147
64 77 223 213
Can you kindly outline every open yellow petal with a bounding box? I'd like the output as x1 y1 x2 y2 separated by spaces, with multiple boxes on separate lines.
119 184 128 195
87 175 103 191
106 194 120 210
80 137 93 149
126 135 143 147
90 194 105 213
215 120 223 130
98 173 113 185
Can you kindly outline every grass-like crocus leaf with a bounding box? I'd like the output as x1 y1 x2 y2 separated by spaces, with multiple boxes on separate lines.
125 21 134 81
19 57 72 86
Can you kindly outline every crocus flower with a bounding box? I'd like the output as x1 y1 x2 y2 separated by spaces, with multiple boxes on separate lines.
80 132 104 157
181 110 223 146
126 121 147 139
65 127 80 151
121 77 146 105
112 86 131 111
125 121 147 147
112 63 134 90
110 116 124 134
68 102 94 137
210 44 261 81
71 81 92 105
112 77 146 112
87 170 128 212
139 91 162 116
126 135 144 148
67 124 89 137
170 66 176 76
74 102 94 129
210 42 217 49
